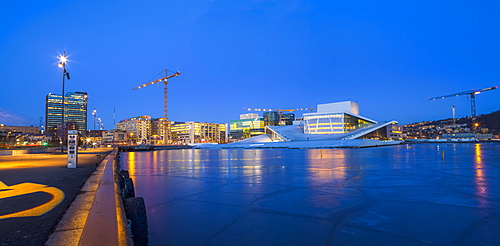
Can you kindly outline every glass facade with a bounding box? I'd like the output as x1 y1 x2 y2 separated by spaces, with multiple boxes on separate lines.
281 113 295 126
264 112 279 126
362 123 403 140
230 118 265 140
46 94 63 134
66 92 88 133
263 112 295 126
45 92 88 134
303 113 374 134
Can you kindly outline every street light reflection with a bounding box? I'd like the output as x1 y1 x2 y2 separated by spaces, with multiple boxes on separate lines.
127 152 136 176
474 144 487 202
306 149 347 186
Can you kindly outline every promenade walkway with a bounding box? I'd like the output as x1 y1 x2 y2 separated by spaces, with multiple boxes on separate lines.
0 148 112 246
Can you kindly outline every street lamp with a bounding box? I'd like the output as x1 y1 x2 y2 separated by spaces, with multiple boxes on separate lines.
92 108 97 131
58 51 70 153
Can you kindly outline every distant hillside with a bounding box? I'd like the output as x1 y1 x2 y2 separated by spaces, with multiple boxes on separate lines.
477 110 500 133
404 110 500 136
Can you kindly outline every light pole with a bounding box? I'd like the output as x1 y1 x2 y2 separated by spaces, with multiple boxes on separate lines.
58 51 70 153
92 108 97 130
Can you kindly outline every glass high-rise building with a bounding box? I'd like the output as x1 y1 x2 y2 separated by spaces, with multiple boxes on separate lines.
281 113 295 125
46 92 88 134
263 111 279 126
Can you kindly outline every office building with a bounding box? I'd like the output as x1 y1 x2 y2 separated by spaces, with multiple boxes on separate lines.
230 114 266 140
103 129 128 145
239 113 259 120
45 92 88 134
116 115 151 144
151 117 166 142
0 124 40 135
170 121 228 144
281 113 295 126
263 111 279 126
116 117 228 145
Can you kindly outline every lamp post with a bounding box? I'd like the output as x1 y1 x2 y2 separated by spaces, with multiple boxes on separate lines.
58 51 70 153
92 109 97 130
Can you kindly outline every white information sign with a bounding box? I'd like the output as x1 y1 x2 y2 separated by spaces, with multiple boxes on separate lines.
67 130 78 168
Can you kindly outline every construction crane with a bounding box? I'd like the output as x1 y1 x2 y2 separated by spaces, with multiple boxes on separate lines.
429 86 498 129
244 107 314 125
133 69 181 144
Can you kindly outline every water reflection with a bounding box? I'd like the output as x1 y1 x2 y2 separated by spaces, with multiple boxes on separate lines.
127 152 136 176
306 149 346 185
126 149 269 180
474 143 487 200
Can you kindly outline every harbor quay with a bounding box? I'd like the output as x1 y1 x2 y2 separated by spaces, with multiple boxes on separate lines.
122 143 500 245
0 148 112 246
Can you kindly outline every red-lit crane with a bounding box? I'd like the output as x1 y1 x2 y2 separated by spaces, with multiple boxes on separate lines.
429 86 498 130
133 69 181 144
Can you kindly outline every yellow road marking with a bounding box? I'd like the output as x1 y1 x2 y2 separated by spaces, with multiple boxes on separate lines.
0 181 65 220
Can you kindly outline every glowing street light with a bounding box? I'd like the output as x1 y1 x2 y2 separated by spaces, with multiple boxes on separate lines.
58 51 70 153
92 109 97 130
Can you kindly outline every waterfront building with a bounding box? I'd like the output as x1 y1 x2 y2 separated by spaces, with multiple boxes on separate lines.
281 113 295 126
207 101 402 148
441 133 493 140
303 101 374 134
150 118 170 143
239 113 259 120
170 121 228 144
0 124 44 146
262 112 296 126
263 111 279 126
85 130 105 146
0 124 40 135
116 115 151 144
230 114 266 140
45 92 88 134
103 129 128 145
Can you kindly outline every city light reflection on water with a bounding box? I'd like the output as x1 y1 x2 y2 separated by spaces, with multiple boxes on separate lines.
127 152 136 176
306 149 347 185
474 143 487 200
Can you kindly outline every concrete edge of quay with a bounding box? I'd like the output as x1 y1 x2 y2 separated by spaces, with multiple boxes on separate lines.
45 149 132 246
45 154 107 245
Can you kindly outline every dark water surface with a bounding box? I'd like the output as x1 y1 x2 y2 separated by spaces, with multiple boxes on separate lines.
120 143 500 245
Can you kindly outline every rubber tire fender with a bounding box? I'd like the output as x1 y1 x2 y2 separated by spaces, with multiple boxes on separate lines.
123 178 135 199
116 172 125 191
119 169 130 179
124 197 149 246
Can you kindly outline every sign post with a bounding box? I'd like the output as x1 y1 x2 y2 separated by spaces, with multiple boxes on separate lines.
67 130 78 168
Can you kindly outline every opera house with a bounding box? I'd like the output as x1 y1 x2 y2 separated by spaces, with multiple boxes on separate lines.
200 101 402 149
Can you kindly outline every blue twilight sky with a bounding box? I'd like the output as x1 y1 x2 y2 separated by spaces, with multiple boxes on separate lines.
1 1 499 129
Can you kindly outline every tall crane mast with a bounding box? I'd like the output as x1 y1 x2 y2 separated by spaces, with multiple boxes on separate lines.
133 69 181 145
429 86 497 129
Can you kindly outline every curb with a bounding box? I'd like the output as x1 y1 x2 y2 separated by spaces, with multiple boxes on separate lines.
45 155 107 245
